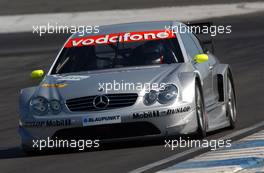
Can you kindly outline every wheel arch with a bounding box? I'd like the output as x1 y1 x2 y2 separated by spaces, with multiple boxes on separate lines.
215 64 234 103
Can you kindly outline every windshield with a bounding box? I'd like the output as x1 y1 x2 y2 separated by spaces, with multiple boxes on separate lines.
51 35 184 74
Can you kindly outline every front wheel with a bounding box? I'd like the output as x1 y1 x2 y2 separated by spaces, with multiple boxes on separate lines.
21 144 37 155
227 75 237 129
21 144 44 155
195 81 207 139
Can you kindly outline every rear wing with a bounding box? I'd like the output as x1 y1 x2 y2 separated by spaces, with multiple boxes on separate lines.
187 22 215 54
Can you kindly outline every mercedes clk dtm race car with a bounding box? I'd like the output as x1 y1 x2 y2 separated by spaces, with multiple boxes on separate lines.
19 21 237 152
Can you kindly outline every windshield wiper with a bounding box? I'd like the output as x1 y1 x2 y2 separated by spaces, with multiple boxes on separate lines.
56 57 70 74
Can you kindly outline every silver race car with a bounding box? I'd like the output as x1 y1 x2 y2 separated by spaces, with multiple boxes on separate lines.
19 21 237 151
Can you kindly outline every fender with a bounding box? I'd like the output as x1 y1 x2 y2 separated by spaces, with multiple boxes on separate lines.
178 72 196 103
19 87 37 119
178 71 209 130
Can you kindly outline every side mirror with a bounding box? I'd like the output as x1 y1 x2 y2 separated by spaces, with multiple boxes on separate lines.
31 70 44 79
194 54 208 63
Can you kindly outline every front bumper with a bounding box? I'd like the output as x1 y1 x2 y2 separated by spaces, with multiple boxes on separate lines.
19 102 197 147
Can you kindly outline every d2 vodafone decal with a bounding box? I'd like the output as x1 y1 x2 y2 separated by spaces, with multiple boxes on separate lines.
65 30 175 48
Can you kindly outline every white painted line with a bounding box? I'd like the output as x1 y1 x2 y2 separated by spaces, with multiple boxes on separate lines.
128 120 264 173
203 147 264 156
196 152 264 161
1 2 264 33
157 130 264 173
157 166 242 173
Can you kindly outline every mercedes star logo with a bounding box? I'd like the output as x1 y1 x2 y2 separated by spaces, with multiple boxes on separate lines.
93 95 109 109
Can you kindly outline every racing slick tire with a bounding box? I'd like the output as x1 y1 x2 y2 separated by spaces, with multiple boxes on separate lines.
21 144 38 155
226 73 237 129
21 144 46 155
194 79 207 139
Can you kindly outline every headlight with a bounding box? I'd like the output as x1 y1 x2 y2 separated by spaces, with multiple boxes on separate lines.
158 84 178 104
144 90 158 105
30 96 49 116
50 99 62 114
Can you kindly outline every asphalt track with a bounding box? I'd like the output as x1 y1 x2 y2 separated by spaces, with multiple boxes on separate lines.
0 0 263 15
0 12 264 173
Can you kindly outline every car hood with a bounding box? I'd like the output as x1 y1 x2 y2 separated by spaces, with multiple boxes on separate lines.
36 64 185 100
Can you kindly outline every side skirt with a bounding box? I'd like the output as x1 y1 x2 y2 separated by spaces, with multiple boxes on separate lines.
206 102 230 132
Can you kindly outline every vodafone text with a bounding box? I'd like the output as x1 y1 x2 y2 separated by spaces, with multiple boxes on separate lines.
65 30 175 48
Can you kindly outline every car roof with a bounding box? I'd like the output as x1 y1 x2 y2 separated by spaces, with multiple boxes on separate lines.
71 21 183 38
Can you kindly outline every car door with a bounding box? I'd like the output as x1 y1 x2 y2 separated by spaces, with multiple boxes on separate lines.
190 33 218 106
190 34 219 104
180 30 214 107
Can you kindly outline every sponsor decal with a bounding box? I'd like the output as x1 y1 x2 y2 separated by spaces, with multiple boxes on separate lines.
24 119 71 127
166 106 191 115
42 83 68 88
56 75 90 81
82 115 121 126
132 106 191 119
24 121 45 127
133 110 166 119
46 119 71 127
65 30 175 48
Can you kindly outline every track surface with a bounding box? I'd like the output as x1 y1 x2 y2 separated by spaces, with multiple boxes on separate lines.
0 0 262 15
0 12 264 173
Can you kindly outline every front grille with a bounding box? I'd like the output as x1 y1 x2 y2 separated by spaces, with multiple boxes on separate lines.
66 93 138 112
52 122 161 140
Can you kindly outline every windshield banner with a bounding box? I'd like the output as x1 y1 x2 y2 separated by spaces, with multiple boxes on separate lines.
65 30 175 48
